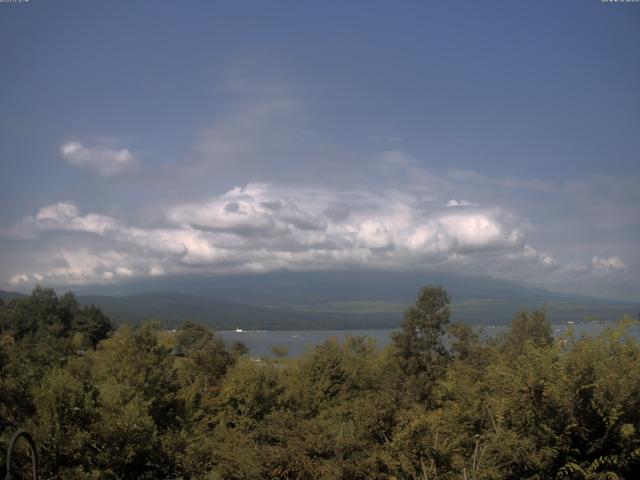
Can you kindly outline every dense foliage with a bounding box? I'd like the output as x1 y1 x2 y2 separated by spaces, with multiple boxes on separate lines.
1 286 639 479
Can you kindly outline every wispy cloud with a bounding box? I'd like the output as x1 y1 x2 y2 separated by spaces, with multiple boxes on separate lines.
61 141 136 176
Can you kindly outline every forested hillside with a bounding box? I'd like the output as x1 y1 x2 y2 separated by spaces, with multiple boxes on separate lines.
1 287 639 479
51 270 640 329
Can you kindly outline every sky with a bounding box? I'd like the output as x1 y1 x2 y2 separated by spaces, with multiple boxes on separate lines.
0 0 638 300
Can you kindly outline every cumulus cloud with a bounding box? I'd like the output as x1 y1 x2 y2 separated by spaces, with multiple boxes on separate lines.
356 219 394 251
438 214 518 252
2 183 560 286
40 249 141 285
446 199 479 207
9 201 117 238
592 255 627 271
323 203 351 223
1 177 636 301
9 274 29 285
61 141 136 176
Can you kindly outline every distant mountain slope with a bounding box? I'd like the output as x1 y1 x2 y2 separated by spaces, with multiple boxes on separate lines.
76 292 396 330
76 290 639 331
6 270 639 330
71 269 628 306
0 290 27 302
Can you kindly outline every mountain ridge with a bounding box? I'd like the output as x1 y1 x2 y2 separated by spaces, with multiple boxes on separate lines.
2 270 637 330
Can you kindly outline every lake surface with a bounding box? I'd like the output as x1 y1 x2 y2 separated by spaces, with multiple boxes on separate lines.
218 321 640 358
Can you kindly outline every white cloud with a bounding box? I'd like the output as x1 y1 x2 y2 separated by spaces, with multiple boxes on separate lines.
32 248 162 286
149 265 165 276
356 219 393 251
36 201 116 234
9 274 29 285
592 255 627 271
446 199 479 207
61 141 135 176
167 185 281 236
437 213 520 252
10 201 117 238
2 183 570 286
2 177 637 300
116 267 134 277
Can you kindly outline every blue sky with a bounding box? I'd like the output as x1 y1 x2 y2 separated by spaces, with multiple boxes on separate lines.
1 0 638 300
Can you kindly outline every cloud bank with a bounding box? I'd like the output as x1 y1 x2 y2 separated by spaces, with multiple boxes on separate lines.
3 170 635 300
4 182 552 285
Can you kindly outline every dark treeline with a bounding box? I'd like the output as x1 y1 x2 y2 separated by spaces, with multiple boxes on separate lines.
1 286 639 479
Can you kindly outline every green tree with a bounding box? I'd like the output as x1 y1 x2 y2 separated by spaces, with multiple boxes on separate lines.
294 339 351 414
0 288 112 346
217 359 284 430
175 321 234 414
0 287 72 340
391 285 452 404
502 309 553 357
72 304 112 346
89 323 182 478
28 365 99 478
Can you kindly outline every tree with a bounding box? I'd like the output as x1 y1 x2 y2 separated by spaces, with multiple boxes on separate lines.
72 305 112 346
175 321 235 413
0 287 72 340
447 322 481 362
217 359 284 430
1 283 639 479
28 366 98 478
295 339 350 414
89 323 182 478
502 309 553 357
0 288 112 346
391 285 452 404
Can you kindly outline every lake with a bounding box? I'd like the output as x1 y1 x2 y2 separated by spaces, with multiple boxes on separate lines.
218 321 640 358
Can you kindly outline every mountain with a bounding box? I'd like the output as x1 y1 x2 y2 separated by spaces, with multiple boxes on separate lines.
75 292 396 330
5 271 638 330
0 290 27 302
70 269 600 304
64 270 639 329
